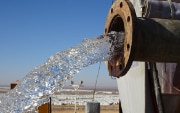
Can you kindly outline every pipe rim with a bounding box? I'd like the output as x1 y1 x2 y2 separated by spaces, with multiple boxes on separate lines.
104 0 137 77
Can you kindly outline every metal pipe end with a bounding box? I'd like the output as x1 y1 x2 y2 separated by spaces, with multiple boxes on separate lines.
104 0 137 77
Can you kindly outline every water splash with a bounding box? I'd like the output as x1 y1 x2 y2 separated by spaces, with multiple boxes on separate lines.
0 31 124 113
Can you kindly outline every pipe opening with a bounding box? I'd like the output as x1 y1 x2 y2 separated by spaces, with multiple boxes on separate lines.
108 15 125 54
107 15 125 77
109 15 124 33
105 0 136 77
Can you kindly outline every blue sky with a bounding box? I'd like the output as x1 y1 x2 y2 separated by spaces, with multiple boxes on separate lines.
0 0 118 89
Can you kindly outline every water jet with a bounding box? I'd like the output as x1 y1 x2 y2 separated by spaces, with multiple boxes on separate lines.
0 32 123 113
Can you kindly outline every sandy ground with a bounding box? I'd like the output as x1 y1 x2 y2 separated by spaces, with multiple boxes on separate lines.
52 104 120 113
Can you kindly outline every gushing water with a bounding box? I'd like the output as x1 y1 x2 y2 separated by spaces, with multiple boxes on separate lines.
0 31 124 113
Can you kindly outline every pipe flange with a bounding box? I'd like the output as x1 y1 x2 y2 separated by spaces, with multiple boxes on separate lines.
104 0 137 77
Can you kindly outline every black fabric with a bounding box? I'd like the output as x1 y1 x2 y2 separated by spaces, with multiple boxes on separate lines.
144 0 180 19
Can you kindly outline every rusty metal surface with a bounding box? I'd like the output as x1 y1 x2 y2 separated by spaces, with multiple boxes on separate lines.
104 0 137 77
105 0 180 77
104 0 180 92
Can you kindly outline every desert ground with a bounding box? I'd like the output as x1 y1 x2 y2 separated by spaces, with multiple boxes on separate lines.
52 104 120 113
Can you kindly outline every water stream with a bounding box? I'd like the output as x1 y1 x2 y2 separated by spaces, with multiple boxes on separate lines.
0 31 124 113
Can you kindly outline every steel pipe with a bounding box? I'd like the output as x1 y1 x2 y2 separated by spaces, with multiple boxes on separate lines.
105 0 180 77
135 18 180 62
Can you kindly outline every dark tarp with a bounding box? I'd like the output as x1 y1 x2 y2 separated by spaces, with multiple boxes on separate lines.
143 0 180 19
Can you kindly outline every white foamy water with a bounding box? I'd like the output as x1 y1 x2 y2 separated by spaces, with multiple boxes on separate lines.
0 31 124 113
